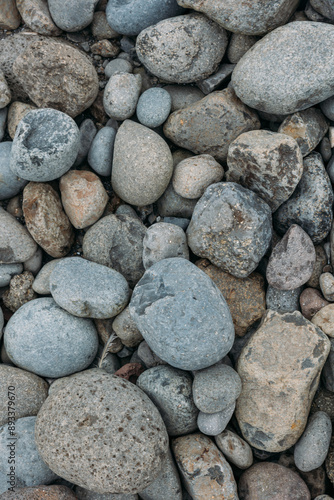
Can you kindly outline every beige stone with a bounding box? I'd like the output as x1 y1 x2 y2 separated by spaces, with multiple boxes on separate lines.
0 70 11 109
7 101 37 139
3 271 37 312
90 39 120 57
312 304 334 337
0 0 21 29
306 245 328 289
16 0 62 35
112 306 143 347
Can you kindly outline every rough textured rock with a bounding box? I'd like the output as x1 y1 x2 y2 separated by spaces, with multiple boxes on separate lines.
0 70 11 109
164 85 204 112
0 485 77 499
136 14 228 84
0 207 37 264
103 73 142 121
227 33 259 64
13 38 99 117
23 182 74 258
129 258 234 371
0 0 21 29
232 22 334 115
7 101 37 139
16 0 61 35
226 130 303 211
35 370 169 494
236 310 331 452
3 271 37 312
0 107 7 142
139 449 182 500
48 0 98 31
187 182 272 278
164 88 260 163
215 429 253 470
307 245 328 290
142 222 189 270
0 142 27 201
310 0 334 20
312 305 334 337
300 288 330 320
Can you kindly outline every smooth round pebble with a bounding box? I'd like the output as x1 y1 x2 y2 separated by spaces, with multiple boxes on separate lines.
48 0 98 31
74 118 97 167
88 126 116 177
0 207 37 264
294 412 332 472
142 222 189 269
136 88 171 128
112 306 143 347
164 85 204 112
103 73 141 121
157 181 198 218
105 58 133 79
0 142 27 200
197 403 235 436
173 154 224 199
0 262 23 287
215 429 253 470
32 258 62 295
23 246 42 275
320 273 334 302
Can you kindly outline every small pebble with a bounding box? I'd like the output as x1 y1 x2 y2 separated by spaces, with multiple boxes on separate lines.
3 271 37 312
227 33 259 64
91 39 120 58
320 273 334 301
136 88 171 128
321 95 334 120
320 137 332 162
137 340 167 368
142 222 189 269
312 304 334 337
164 85 204 112
157 181 197 218
294 412 332 472
23 246 42 276
103 72 141 120
74 118 97 167
105 58 133 79
0 141 28 201
197 403 235 436
215 429 253 470
307 245 328 289
88 126 116 176
197 63 236 95
112 306 143 347
300 288 330 320
139 449 182 500
32 259 62 295
16 0 61 36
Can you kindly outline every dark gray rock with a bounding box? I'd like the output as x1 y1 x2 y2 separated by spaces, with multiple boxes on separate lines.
157 181 197 218
83 213 146 288
137 365 198 436
139 449 182 500
187 182 272 278
294 412 332 472
0 207 37 264
274 153 334 244
10 108 80 182
48 0 98 31
0 142 27 201
143 222 189 269
0 107 7 142
4 298 99 378
320 137 332 162
89 345 121 375
137 88 171 128
320 95 334 120
88 126 116 177
0 263 23 287
227 33 259 64
136 14 228 84
197 63 236 95
163 217 190 230
164 85 204 112
310 0 334 20
129 258 234 371
232 22 334 115
74 118 97 167
266 285 302 313
137 340 167 368
197 404 235 436
103 73 141 121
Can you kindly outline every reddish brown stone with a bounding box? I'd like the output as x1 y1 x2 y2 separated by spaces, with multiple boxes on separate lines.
300 288 329 320
114 362 145 383
90 39 120 57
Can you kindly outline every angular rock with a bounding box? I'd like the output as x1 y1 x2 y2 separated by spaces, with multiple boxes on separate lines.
139 449 182 500
91 39 120 57
0 142 27 201
142 222 189 270
300 288 330 320
103 73 141 121
197 404 235 436
312 305 334 337
48 0 98 31
236 310 331 452
215 429 253 470
197 63 235 95
7 101 36 139
294 412 332 472
0 0 21 29
87 125 116 176
164 88 260 163
0 207 37 264
16 0 62 35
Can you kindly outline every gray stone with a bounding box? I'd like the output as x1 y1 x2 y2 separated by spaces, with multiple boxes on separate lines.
266 285 302 313
10 108 80 182
310 0 334 20
89 344 120 375
227 33 259 64
83 213 146 288
320 95 334 120
0 263 23 287
314 496 334 500
74 119 97 167
274 153 334 244
215 429 253 470
294 412 332 472
106 0 184 36
136 14 228 84
111 120 173 206
0 307 3 334
16 0 61 36
0 207 37 264
88 126 116 177
197 404 235 436
0 70 11 109
139 449 182 500
266 225 316 291
105 58 133 79
0 142 27 201
137 88 171 128
35 370 169 494
187 182 272 278
137 365 198 436
320 273 334 302
4 297 99 378
320 137 332 163
142 222 189 270
197 64 236 95
177 0 299 35
76 488 137 499
137 340 167 368
23 246 42 276
164 85 204 112
48 0 98 31
163 217 190 230
32 258 62 295
103 73 141 121
50 257 129 319
226 130 303 212
164 88 260 163
0 107 7 142
157 181 197 218
129 258 234 371
112 306 143 347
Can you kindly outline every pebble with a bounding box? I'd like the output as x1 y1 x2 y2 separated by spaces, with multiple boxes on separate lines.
320 137 332 162
5 298 98 378
48 0 98 31
129 258 234 371
164 85 204 112
88 125 116 176
142 222 189 269
104 58 133 79
0 365 48 427
0 142 27 201
7 101 36 139
172 433 238 499
187 182 272 278
164 88 260 162
74 118 97 167
320 273 334 301
1 485 77 499
236 310 330 452
0 0 21 29
111 120 173 206
22 182 74 258
112 306 143 347
10 108 80 182
157 181 197 219
197 63 236 95
197 404 235 436
0 71 11 109
16 0 61 35
3 271 37 312
0 263 23 287
13 38 99 117
32 259 62 295
23 246 42 275
0 107 7 142
137 340 167 368
300 288 330 320
0 206 37 264
136 88 171 128
227 33 259 64
238 462 311 500
294 412 332 472
139 449 182 500
83 213 146 288
136 365 198 436
232 22 334 115
321 95 334 120
35 370 169 493
163 217 190 230
266 285 302 313
215 429 253 470
278 107 329 157
311 0 334 19
50 257 129 319
91 39 120 58
103 73 141 121
307 245 328 289
312 305 334 337
92 11 120 40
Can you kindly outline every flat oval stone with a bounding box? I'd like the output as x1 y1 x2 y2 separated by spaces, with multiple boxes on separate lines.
0 142 27 201
136 13 228 84
103 73 142 121
232 22 334 115
74 118 97 167
0 207 37 264
88 126 116 177
197 404 235 436
34 370 169 494
236 310 331 452
4 298 99 378
50 257 130 319
48 0 98 31
137 88 172 128
129 258 234 371
215 429 253 470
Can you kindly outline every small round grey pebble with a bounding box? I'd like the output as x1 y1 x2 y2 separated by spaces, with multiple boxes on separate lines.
143 222 189 269
74 118 97 167
105 59 133 79
266 285 302 313
294 411 332 472
32 259 62 295
88 126 116 177
136 88 172 128
0 262 23 287
139 449 182 500
320 273 334 302
157 181 197 218
23 246 42 276
10 108 80 182
0 108 7 142
215 429 253 470
103 73 141 121
48 0 98 32
4 298 99 378
197 404 235 436
0 142 28 200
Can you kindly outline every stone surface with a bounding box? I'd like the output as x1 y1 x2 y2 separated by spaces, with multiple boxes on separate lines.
7 101 37 140
266 285 302 313
164 88 260 163
311 0 334 20
23 182 74 258
136 14 228 84
197 404 235 436
300 288 330 320
112 306 143 347
3 271 37 312
0 70 11 109
320 273 334 302
92 11 120 40
137 365 198 436
103 73 141 120
4 297 98 378
13 38 99 118
321 95 334 120
139 449 182 500
0 142 27 201
105 58 133 79
88 125 116 176
197 63 235 95
187 182 272 278
0 263 23 287
90 39 120 58
142 222 189 270
227 33 259 64
307 245 328 290
50 257 129 319
23 245 42 276
157 182 197 219
0 107 7 142
74 118 97 167
136 88 172 128
111 120 173 206
83 213 146 288
226 130 303 211
215 429 253 470
16 0 61 35
10 108 80 182
236 310 331 452
129 258 234 371
35 370 169 493
32 258 62 295
75 489 137 499
312 305 334 337
172 433 238 499
137 341 167 368
48 0 98 31
0 0 21 29
0 485 78 499
0 207 37 264
164 85 204 112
